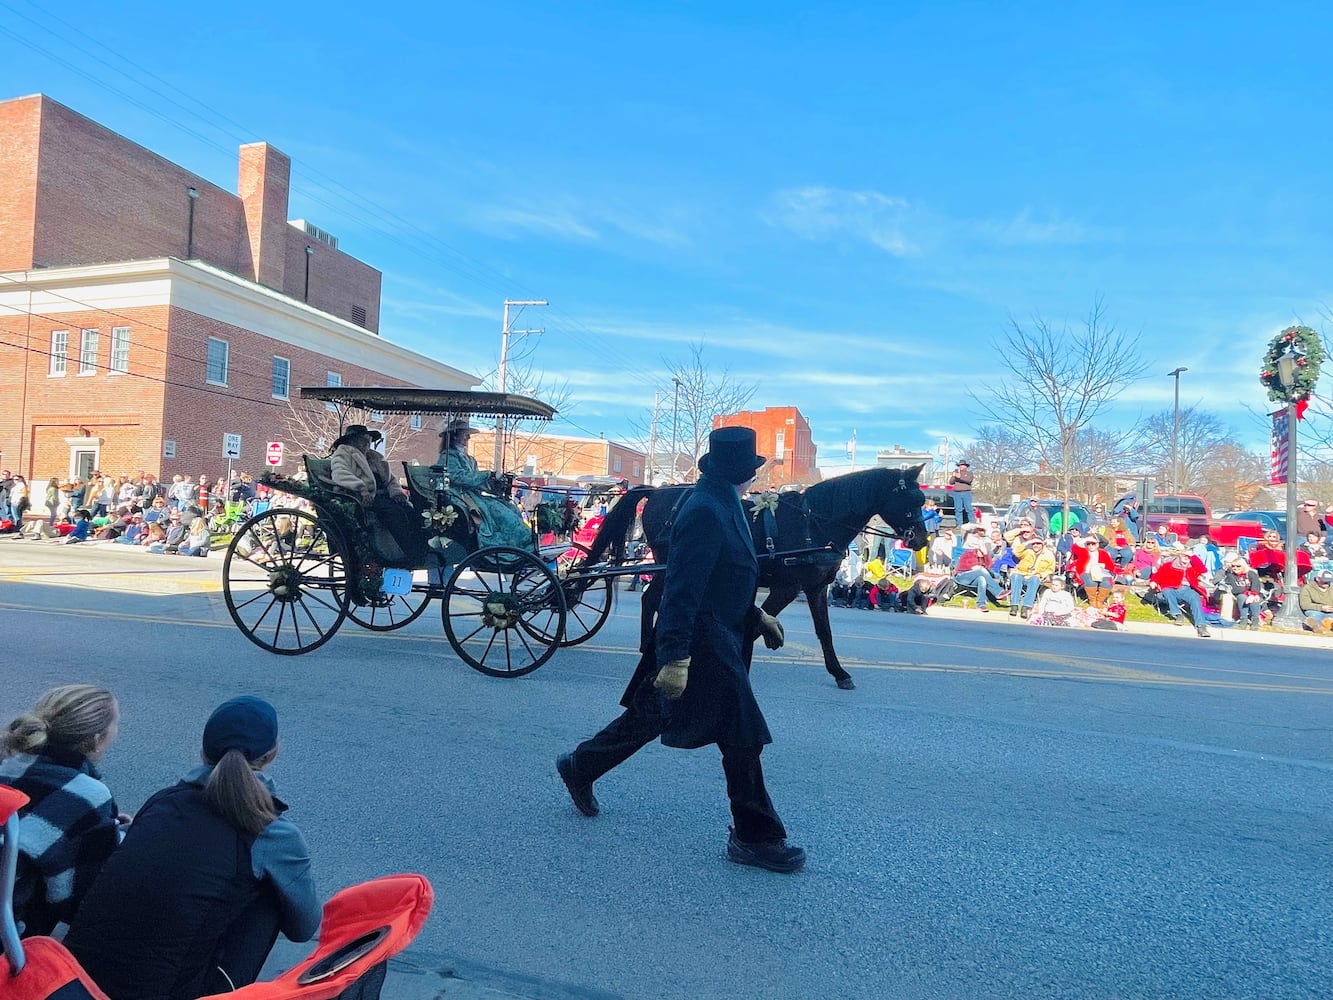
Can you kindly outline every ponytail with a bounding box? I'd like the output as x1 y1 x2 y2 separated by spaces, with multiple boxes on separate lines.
203 748 278 835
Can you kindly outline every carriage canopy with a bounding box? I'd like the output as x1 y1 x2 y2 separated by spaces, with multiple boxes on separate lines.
297 387 557 422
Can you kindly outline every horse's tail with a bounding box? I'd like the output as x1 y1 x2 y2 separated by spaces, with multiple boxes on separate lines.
583 486 654 564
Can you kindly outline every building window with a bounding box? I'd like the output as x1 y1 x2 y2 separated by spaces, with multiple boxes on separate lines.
370 411 384 423
272 356 290 399
206 337 229 385
351 304 367 327
774 431 786 461
325 370 341 410
110 327 130 374
49 330 67 376
78 328 99 375
613 457 622 473
410 414 423 431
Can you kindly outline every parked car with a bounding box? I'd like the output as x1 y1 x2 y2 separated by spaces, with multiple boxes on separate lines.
1219 510 1288 543
1001 498 1094 537
1112 493 1266 546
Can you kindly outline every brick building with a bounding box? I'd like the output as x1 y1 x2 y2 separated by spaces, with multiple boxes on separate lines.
463 429 646 485
715 407 817 489
0 94 475 482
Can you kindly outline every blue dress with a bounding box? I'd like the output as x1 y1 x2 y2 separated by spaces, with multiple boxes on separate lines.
439 447 532 551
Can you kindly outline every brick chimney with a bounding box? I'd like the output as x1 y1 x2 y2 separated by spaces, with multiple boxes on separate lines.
237 142 289 290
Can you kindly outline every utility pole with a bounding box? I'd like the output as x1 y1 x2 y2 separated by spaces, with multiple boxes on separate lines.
494 299 546 472
1169 366 1188 491
646 391 663 486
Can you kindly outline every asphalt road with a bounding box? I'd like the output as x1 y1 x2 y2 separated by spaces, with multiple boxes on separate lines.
1 540 1330 999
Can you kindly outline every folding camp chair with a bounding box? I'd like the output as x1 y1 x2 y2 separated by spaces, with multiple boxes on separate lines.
1 785 433 1000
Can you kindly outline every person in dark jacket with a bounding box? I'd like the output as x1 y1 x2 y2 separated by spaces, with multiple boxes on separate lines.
0 685 124 937
66 696 318 1000
556 427 801 873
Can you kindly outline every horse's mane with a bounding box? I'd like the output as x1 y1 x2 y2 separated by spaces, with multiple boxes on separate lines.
804 466 917 510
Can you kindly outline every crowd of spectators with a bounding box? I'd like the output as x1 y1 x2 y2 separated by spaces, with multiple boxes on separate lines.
834 495 1333 636
0 468 277 557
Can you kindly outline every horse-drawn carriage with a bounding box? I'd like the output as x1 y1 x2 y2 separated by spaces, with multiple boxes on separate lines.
221 387 620 677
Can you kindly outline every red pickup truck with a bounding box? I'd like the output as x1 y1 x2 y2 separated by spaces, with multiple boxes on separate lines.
1113 493 1265 546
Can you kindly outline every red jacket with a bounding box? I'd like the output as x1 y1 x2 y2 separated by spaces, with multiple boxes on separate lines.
955 547 991 573
1249 544 1313 580
1149 555 1207 596
1070 544 1116 579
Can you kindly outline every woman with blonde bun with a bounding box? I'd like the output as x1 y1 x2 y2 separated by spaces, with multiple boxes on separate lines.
0 684 125 936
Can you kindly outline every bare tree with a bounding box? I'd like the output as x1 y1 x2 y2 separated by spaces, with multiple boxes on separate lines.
1134 406 1236 491
972 299 1149 523
666 343 759 480
282 401 419 467
478 359 577 474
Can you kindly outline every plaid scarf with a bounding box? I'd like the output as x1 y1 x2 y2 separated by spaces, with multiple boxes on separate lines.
0 748 119 935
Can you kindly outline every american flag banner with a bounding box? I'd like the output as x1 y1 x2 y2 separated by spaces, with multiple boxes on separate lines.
1270 408 1291 485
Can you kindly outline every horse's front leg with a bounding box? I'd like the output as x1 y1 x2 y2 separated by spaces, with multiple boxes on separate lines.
802 579 855 690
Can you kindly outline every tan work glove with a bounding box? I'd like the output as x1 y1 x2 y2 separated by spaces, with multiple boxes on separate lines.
757 610 785 650
653 657 690 699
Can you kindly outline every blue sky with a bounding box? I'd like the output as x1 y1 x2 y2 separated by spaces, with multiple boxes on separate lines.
3 1 1331 467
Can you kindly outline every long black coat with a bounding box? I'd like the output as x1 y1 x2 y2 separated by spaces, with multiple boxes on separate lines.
619 474 770 750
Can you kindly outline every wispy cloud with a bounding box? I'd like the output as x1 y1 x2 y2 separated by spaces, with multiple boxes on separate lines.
765 187 919 256
766 186 1090 256
471 197 692 248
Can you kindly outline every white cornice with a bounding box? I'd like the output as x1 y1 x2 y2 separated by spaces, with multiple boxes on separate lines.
0 258 480 388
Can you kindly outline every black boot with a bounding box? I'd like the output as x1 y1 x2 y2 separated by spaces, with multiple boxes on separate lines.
1020 607 1030 619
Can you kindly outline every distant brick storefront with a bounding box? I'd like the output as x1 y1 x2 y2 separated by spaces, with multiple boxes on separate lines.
715 407 818 489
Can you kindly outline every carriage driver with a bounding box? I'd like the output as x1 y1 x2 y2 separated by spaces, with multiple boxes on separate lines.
329 424 421 561
436 415 533 550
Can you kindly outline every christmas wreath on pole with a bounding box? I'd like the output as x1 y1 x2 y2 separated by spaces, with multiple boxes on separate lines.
1260 325 1323 405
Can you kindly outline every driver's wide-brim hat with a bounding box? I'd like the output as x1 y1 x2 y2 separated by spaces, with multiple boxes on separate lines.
438 416 472 436
698 426 766 484
332 424 375 448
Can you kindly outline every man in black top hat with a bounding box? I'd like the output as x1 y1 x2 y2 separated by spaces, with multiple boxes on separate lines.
556 427 803 873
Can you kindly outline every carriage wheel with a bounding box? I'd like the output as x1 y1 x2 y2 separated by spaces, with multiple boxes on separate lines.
347 578 433 632
441 546 565 677
520 543 614 647
223 508 350 655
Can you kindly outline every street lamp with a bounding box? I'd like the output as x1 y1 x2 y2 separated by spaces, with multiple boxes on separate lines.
1271 347 1305 631
670 378 681 483
1168 366 1188 490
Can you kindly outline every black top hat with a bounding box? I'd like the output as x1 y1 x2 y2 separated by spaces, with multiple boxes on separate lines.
332 424 374 448
698 427 766 484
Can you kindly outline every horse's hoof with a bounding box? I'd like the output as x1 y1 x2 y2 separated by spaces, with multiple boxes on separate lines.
836 677 856 691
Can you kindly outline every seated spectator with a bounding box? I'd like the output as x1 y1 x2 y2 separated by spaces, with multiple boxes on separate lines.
113 513 146 544
1249 529 1313 610
0 685 125 937
868 577 899 611
142 495 170 524
1006 529 1056 619
1147 543 1211 637
1296 498 1323 538
65 696 319 999
1070 535 1117 608
1054 524 1084 564
830 547 863 607
899 570 947 614
1029 575 1077 626
1100 516 1135 567
1148 523 1178 548
1299 568 1333 633
178 516 212 557
1301 532 1328 561
138 521 167 549
64 507 92 544
1214 557 1264 631
1129 538 1161 580
927 528 956 570
1190 533 1223 575
954 528 1006 612
149 509 188 553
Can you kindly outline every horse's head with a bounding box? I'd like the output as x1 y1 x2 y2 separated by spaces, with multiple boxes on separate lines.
879 464 928 550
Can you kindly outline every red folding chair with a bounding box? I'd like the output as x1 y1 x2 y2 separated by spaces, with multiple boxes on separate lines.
1 785 434 1000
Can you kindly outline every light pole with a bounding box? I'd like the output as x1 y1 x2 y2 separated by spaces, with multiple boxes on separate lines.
303 245 313 302
1168 366 1188 490
1271 349 1304 631
670 378 681 483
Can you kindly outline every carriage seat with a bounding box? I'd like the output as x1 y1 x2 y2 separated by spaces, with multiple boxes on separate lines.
403 464 450 506
302 455 409 564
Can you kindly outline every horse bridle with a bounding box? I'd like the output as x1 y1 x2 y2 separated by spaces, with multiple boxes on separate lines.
804 474 925 544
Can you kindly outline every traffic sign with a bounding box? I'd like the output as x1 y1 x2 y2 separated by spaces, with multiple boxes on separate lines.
266 441 284 467
222 433 242 459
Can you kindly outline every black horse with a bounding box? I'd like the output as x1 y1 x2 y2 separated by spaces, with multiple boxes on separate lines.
584 465 928 690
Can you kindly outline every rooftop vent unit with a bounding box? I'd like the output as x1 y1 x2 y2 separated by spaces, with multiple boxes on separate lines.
289 220 339 250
